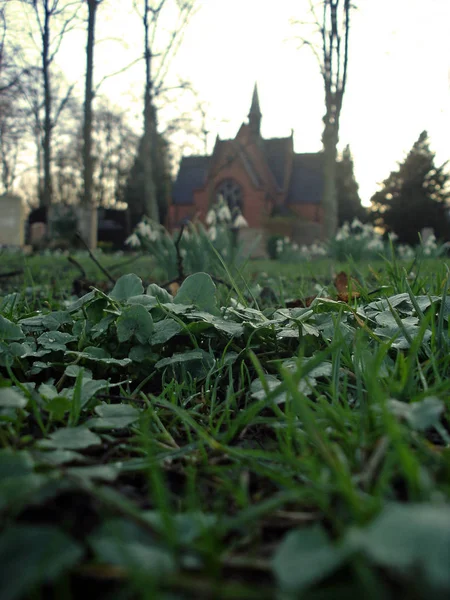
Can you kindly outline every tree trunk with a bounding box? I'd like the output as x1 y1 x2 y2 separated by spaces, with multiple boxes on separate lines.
143 0 159 223
319 0 351 240
321 116 339 238
82 0 98 249
41 0 52 209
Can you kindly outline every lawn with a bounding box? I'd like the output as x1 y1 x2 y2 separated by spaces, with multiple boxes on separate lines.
0 250 449 599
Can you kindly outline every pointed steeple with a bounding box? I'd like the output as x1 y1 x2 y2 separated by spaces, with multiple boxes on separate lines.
248 83 262 136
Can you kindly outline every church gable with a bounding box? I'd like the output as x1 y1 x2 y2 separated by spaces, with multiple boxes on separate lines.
170 83 324 236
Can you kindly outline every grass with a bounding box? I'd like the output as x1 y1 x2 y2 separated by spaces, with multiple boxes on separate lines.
0 250 449 599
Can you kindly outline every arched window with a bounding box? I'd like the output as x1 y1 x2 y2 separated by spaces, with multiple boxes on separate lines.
215 179 243 211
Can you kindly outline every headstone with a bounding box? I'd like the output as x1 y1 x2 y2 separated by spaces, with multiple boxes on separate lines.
0 194 24 246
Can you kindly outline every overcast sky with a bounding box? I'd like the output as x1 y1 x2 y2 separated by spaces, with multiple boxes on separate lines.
16 0 450 205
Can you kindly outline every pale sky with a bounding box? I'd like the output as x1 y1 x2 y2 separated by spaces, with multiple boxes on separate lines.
14 0 450 206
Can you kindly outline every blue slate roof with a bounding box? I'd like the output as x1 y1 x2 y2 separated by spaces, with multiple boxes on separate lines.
264 138 290 189
172 147 323 207
172 156 210 205
286 153 324 205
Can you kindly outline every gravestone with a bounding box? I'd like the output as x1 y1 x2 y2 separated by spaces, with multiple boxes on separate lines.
0 194 24 246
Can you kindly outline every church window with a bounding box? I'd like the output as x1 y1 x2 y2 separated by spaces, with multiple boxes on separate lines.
215 179 243 210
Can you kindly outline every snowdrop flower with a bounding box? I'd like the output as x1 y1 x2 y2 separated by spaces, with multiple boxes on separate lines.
398 244 414 259
351 217 363 230
206 209 216 226
367 238 384 251
218 203 232 223
292 243 298 251
148 228 160 242
233 214 248 228
208 226 217 241
389 232 398 242
137 220 146 234
424 234 436 247
125 233 141 248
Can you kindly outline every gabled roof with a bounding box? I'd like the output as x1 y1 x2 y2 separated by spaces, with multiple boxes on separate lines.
263 137 292 190
172 155 210 205
286 153 324 205
231 140 261 187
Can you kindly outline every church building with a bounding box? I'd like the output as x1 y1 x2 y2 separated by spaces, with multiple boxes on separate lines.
170 85 324 244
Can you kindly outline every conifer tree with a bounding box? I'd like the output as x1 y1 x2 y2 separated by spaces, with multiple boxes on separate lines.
336 145 366 225
371 131 450 244
123 131 171 232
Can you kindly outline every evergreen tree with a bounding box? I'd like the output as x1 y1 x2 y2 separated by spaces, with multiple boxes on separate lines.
122 130 171 232
371 131 450 245
336 145 366 225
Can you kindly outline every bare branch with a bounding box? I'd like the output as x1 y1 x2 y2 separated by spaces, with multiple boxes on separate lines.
93 57 142 95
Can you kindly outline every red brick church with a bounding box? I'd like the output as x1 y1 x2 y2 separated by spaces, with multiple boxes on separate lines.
170 85 324 243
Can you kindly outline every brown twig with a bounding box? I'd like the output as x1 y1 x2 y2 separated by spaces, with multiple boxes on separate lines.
75 232 116 285
175 223 185 280
67 256 86 279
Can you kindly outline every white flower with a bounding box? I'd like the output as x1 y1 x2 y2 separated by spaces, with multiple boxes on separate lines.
424 234 436 247
208 226 217 241
351 217 363 230
233 214 248 228
206 210 216 226
218 203 232 223
367 238 384 251
398 244 414 259
389 232 398 242
137 220 146 234
125 233 141 248
292 243 298 251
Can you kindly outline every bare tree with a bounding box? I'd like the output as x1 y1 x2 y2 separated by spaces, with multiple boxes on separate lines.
53 98 139 209
0 9 28 192
82 0 103 248
294 0 352 238
21 0 80 208
137 0 196 222
0 95 27 193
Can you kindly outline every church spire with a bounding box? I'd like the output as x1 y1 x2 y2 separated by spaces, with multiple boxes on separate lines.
248 83 262 136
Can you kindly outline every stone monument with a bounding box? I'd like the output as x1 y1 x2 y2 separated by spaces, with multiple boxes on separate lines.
0 194 24 246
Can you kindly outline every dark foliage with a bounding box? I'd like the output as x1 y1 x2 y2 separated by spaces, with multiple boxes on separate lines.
122 130 171 231
336 145 366 226
370 131 450 245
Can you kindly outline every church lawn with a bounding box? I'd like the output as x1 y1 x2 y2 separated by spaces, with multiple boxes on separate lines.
0 253 449 598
